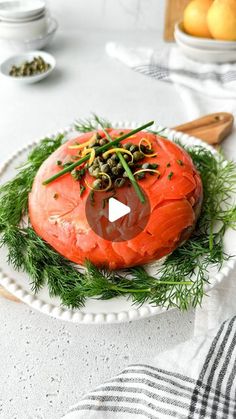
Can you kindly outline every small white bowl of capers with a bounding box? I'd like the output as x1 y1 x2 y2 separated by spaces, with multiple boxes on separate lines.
0 50 56 83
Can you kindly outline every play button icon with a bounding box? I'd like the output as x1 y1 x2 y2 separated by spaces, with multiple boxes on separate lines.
85 184 151 242
108 198 131 222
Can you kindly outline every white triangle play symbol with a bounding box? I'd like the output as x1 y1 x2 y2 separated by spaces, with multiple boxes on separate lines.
108 197 131 222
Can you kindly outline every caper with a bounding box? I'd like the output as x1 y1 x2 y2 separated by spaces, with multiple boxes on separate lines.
91 168 100 178
99 139 107 146
88 166 94 175
94 157 101 165
112 167 119 176
142 163 151 170
92 179 102 190
123 154 130 161
136 173 145 180
133 151 144 161
9 55 51 78
124 142 132 150
150 163 159 169
130 145 138 153
111 154 118 161
117 162 123 170
101 164 110 173
107 158 116 168
114 178 125 188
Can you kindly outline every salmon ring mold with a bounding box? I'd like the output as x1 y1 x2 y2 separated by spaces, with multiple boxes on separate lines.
29 127 203 270
0 116 235 321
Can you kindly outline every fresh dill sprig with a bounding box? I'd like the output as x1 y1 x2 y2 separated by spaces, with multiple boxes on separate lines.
0 134 64 231
74 115 112 133
0 119 235 310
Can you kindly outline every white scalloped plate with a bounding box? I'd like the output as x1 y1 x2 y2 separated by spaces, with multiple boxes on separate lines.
0 122 235 324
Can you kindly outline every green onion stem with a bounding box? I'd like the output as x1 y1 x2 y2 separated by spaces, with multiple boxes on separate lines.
43 121 154 185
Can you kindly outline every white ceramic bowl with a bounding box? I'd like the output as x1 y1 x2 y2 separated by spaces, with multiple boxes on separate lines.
0 17 57 52
0 50 56 83
0 0 45 19
0 9 45 23
175 37 236 63
175 22 236 51
0 13 47 40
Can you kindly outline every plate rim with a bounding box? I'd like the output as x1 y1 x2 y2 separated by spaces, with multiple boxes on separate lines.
0 121 235 324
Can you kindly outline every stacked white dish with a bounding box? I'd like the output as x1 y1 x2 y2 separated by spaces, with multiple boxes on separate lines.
0 0 58 51
175 22 236 63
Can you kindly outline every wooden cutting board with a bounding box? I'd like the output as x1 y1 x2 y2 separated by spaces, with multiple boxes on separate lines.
164 0 190 41
0 112 234 303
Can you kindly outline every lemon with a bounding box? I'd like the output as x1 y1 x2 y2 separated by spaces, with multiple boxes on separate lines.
183 0 213 38
207 0 236 40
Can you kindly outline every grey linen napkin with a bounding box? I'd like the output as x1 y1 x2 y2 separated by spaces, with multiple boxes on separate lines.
106 42 236 99
62 316 236 418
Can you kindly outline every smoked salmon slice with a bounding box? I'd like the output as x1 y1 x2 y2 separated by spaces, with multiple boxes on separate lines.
28 129 203 270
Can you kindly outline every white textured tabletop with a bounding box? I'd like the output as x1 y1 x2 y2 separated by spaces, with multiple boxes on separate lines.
0 1 235 418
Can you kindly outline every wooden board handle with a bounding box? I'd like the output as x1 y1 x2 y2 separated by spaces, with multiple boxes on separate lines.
164 0 190 41
174 112 234 146
0 112 234 303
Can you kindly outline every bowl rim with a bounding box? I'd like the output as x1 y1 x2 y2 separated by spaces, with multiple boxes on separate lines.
176 36 236 54
175 21 236 47
0 9 46 23
0 0 45 19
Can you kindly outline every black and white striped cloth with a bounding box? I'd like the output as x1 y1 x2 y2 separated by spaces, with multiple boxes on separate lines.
63 316 236 418
106 43 236 99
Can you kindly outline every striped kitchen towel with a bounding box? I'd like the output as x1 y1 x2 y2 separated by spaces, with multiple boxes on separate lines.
106 43 236 99
62 316 236 418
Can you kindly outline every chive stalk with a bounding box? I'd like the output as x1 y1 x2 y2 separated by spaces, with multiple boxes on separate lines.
98 120 146 204
43 121 154 185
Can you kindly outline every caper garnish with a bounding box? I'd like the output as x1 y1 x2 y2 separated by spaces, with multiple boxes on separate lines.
101 164 110 173
111 154 118 161
124 142 132 150
114 178 125 188
150 163 159 169
91 168 100 178
9 56 51 78
88 166 94 175
142 163 151 170
107 158 116 168
130 145 138 153
133 151 144 161
112 167 119 176
136 173 145 180
123 154 130 161
92 179 102 190
99 139 107 146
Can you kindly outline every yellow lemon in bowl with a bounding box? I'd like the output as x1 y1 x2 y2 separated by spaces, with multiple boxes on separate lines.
183 0 213 38
207 0 236 40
